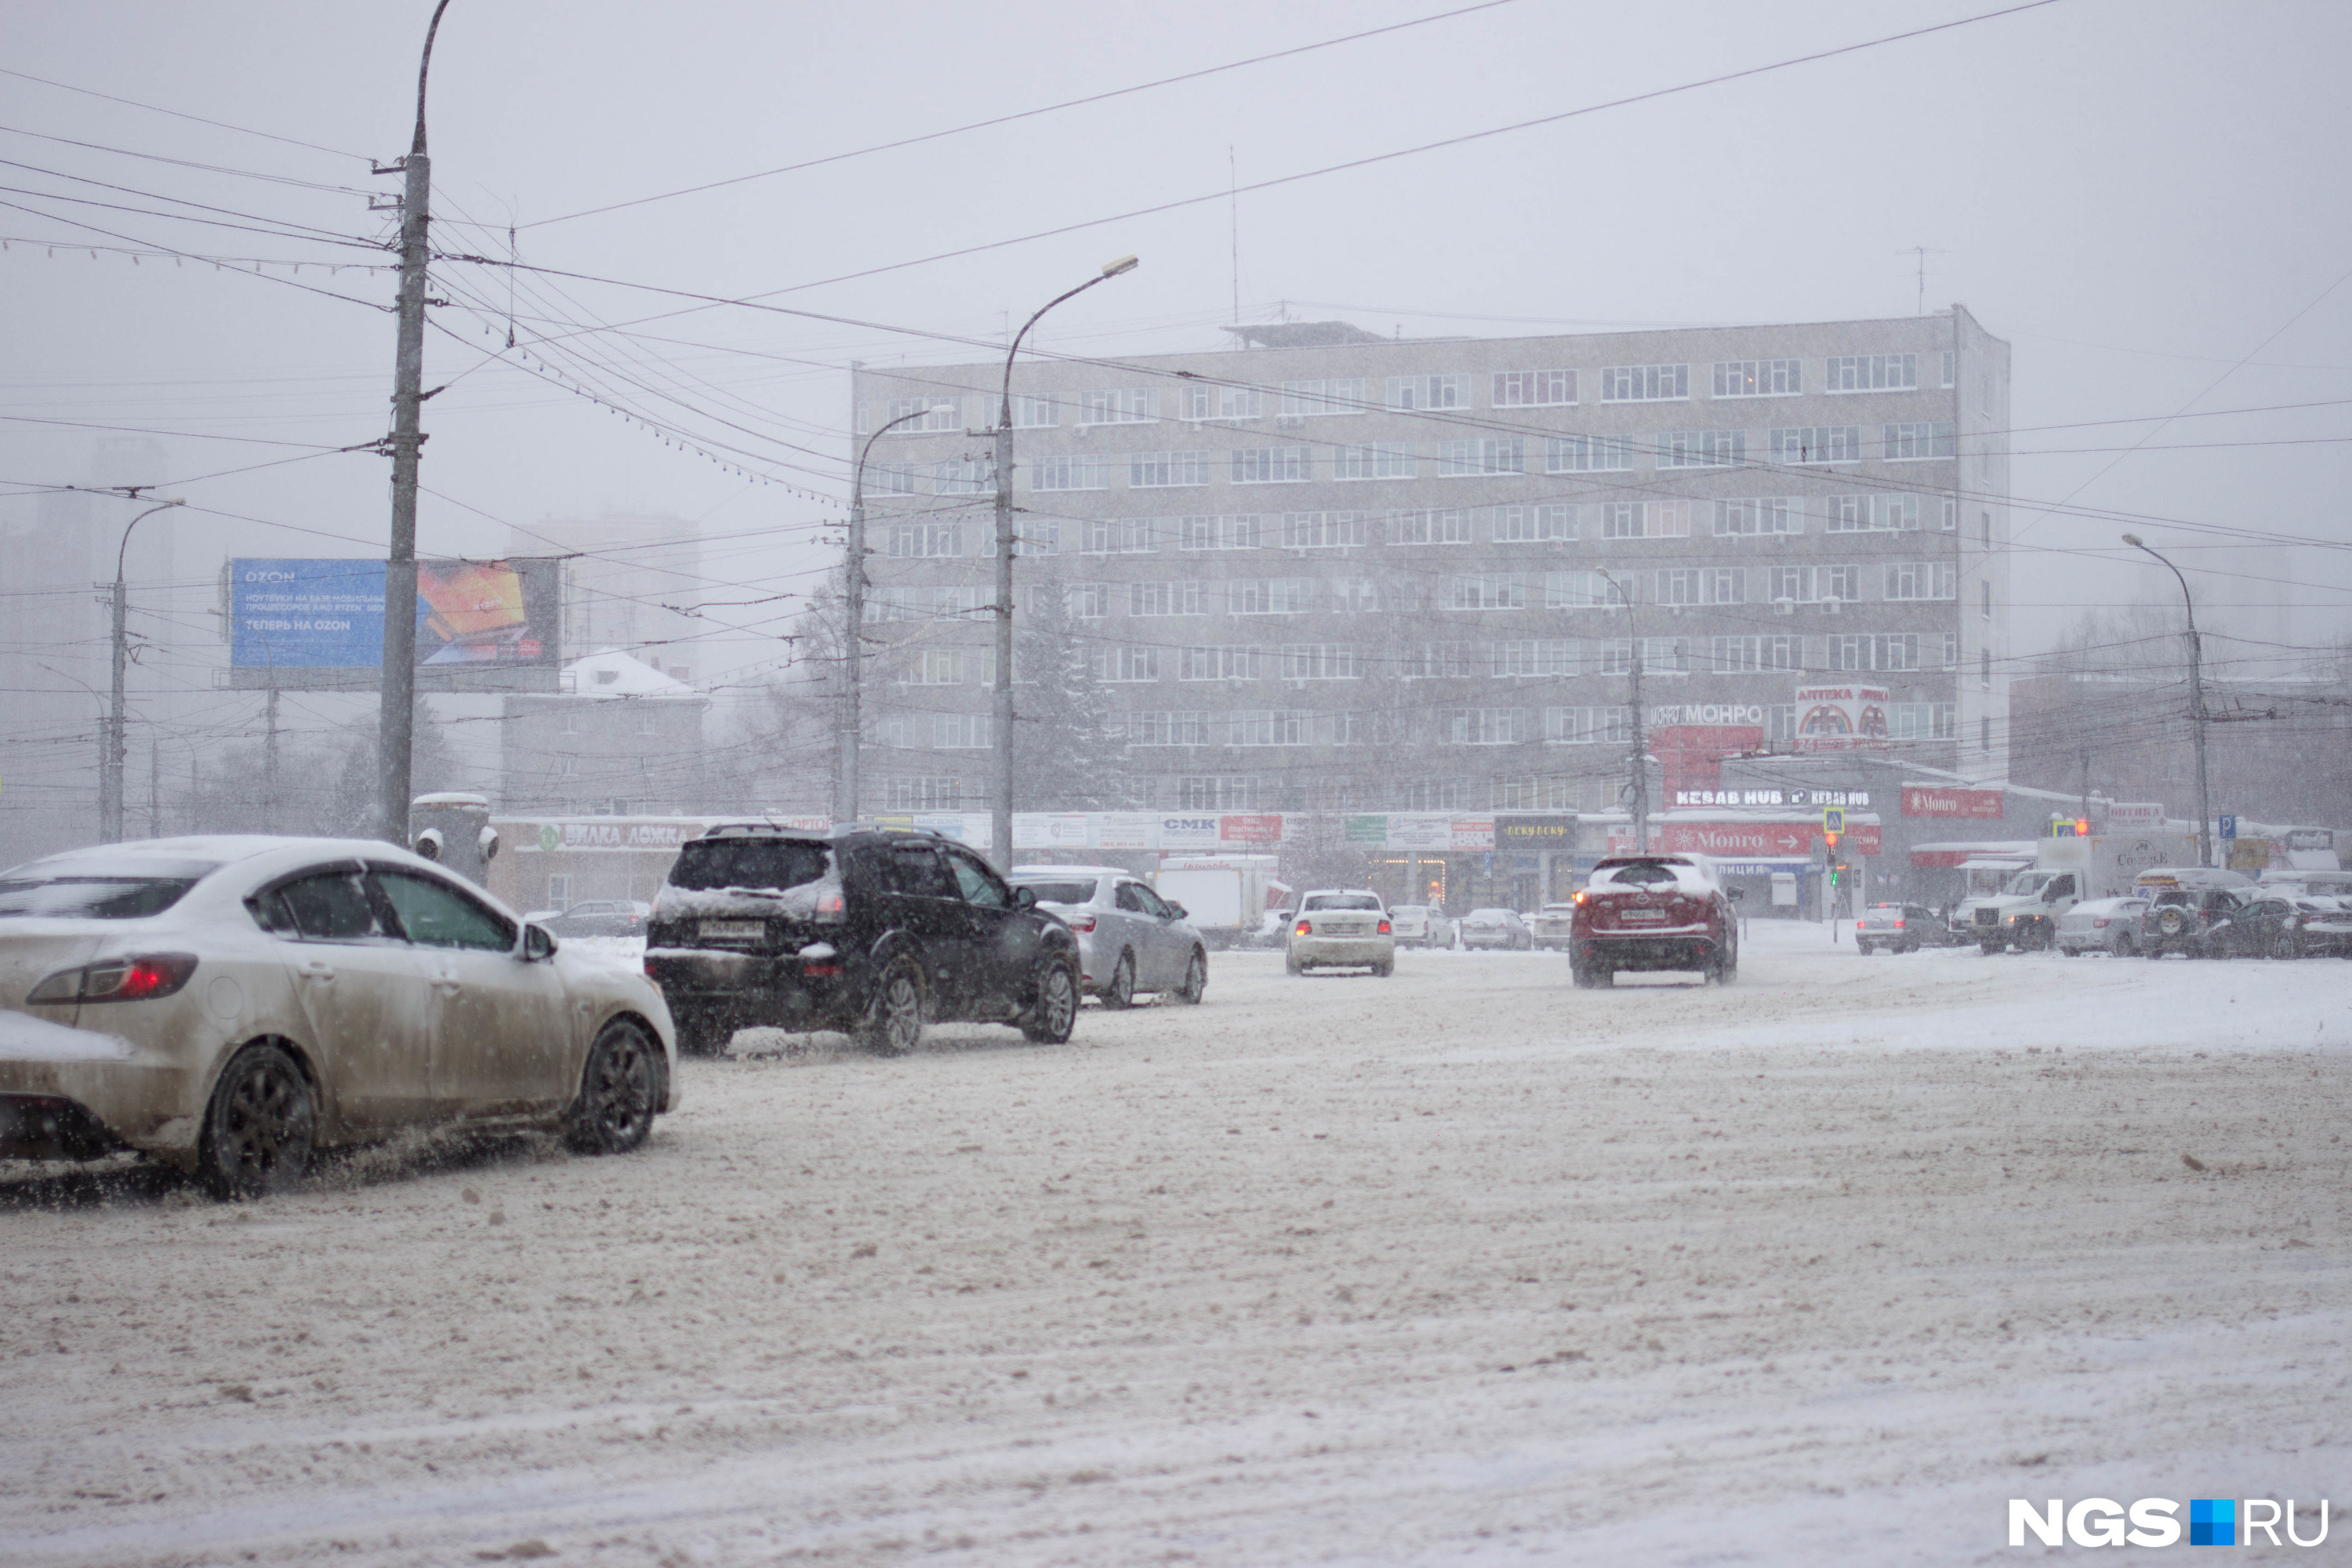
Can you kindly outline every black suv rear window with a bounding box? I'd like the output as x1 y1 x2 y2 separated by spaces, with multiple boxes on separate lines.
669 839 833 892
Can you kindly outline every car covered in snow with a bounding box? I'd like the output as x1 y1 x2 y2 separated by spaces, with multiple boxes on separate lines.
2200 893 2352 960
2053 896 2149 956
1283 890 1394 976
1457 908 1533 951
1856 902 1938 955
644 825 1080 1056
1388 905 1454 949
1570 854 1739 987
1008 866 1206 1007
2132 868 2252 958
0 836 677 1198
1530 902 1579 951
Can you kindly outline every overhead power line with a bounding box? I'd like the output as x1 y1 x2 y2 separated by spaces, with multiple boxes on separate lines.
0 66 368 162
527 0 1527 228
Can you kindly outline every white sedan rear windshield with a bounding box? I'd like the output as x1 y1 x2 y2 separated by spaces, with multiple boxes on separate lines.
1018 879 1098 905
1304 893 1381 911
0 863 219 920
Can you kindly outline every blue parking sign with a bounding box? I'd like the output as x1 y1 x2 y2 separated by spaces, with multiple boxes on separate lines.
2219 814 2238 840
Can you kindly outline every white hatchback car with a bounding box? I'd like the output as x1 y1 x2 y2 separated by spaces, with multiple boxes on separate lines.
1284 890 1395 976
0 837 677 1197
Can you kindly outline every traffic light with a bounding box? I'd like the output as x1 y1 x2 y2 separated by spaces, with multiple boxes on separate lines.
2074 818 2091 837
1824 829 1842 851
1828 862 1842 888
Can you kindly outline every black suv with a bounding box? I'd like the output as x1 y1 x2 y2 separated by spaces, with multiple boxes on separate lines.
643 826 1081 1055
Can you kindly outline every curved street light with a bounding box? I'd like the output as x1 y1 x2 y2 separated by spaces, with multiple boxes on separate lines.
842 405 942 820
989 254 1140 867
104 497 184 842
2122 532 2213 868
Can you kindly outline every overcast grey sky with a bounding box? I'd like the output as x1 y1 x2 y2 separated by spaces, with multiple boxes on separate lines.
7 0 2350 694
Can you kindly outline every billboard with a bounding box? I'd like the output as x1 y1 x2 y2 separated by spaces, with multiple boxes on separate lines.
1902 786 2005 818
227 557 562 691
1791 684 1890 751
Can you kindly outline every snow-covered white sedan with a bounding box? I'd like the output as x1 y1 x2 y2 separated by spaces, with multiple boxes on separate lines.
0 837 677 1198
1283 891 1395 976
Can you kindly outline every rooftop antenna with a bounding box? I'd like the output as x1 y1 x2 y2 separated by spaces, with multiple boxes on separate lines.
1899 245 1951 315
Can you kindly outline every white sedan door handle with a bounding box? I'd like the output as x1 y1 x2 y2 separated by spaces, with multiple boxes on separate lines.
300 959 336 982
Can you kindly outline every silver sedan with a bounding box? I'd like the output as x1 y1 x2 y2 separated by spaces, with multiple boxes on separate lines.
0 837 677 1198
1010 866 1207 1008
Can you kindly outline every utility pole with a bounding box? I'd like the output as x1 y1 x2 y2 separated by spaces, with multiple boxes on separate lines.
264 687 281 823
988 256 1139 868
1596 566 1646 853
376 0 452 846
844 406 935 822
103 495 183 843
148 739 160 838
2123 535 2213 867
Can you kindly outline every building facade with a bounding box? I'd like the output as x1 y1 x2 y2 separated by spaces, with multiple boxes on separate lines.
499 649 709 818
848 308 2011 820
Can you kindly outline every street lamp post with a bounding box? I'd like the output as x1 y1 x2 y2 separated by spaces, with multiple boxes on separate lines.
104 497 185 843
1594 566 1646 855
844 406 938 822
989 254 1139 869
2123 533 2213 868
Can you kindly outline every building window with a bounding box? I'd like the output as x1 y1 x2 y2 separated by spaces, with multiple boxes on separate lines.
1175 514 1263 550
1399 641 1486 680
1441 708 1528 746
1546 434 1637 474
1279 511 1371 550
1980 511 1993 550
1824 353 1918 393
1385 374 1470 411
1828 633 1920 672
1394 779 1466 810
1981 580 1993 620
1009 394 1058 429
1492 639 1575 677
1437 437 1526 477
1599 364 1688 402
1492 369 1577 407
1334 442 1416 481
1940 350 1957 389
546 873 572 909
1712 359 1802 397
1229 579 1315 615
1030 453 1109 491
1944 632 1958 670
1884 422 1957 460
887 521 965 558
1279 378 1364 416
1711 635 1795 674
1545 570 1628 610
1178 775 1256 809
1655 568 1702 607
1388 508 1475 546
1767 564 1857 603
1980 649 1993 689
1126 711 1210 746
1766 705 1798 742
1092 645 1162 683
1077 388 1158 425
884 397 960 431
931 457 995 495
1769 426 1862 464
1229 446 1311 484
1229 710 1311 746
1129 450 1212 488
1279 644 1359 680
886 776 964 810
1544 706 1632 745
1178 644 1266 681
1656 429 1748 468
1127 580 1202 616
868 463 917 495
1704 566 1747 604
559 708 581 735
1980 715 1992 750
1713 496 1802 537
1062 583 1107 619
1825 494 1918 532
1443 572 1528 611
982 521 1060 557
1329 578 1380 614
1886 702 1945 741
1599 499 1690 539
1084 517 1157 554
1941 495 1958 532
1494 503 1577 543
1884 561 1957 601
933 713 992 749
902 649 966 685
637 709 658 737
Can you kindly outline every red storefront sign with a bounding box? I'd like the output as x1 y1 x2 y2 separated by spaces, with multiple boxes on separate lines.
1650 724 1766 797
1901 786 2004 819
1219 814 1283 844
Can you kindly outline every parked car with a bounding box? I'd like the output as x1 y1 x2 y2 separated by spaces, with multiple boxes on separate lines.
1530 902 1578 951
1389 905 1454 949
644 826 1080 1056
2054 896 2149 956
1284 890 1395 976
1856 902 1938 955
0 836 677 1199
1571 854 1739 987
2136 884 2245 958
1458 908 1533 950
2288 897 2352 957
1008 866 1207 1007
539 898 652 938
2201 893 2347 960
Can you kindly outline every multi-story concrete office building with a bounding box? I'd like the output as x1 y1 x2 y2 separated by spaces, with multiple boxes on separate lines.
847 307 2011 820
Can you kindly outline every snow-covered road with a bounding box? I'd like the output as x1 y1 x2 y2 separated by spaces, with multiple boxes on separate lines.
5 926 2347 1566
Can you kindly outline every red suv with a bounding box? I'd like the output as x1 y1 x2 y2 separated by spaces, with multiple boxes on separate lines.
1570 854 1740 988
